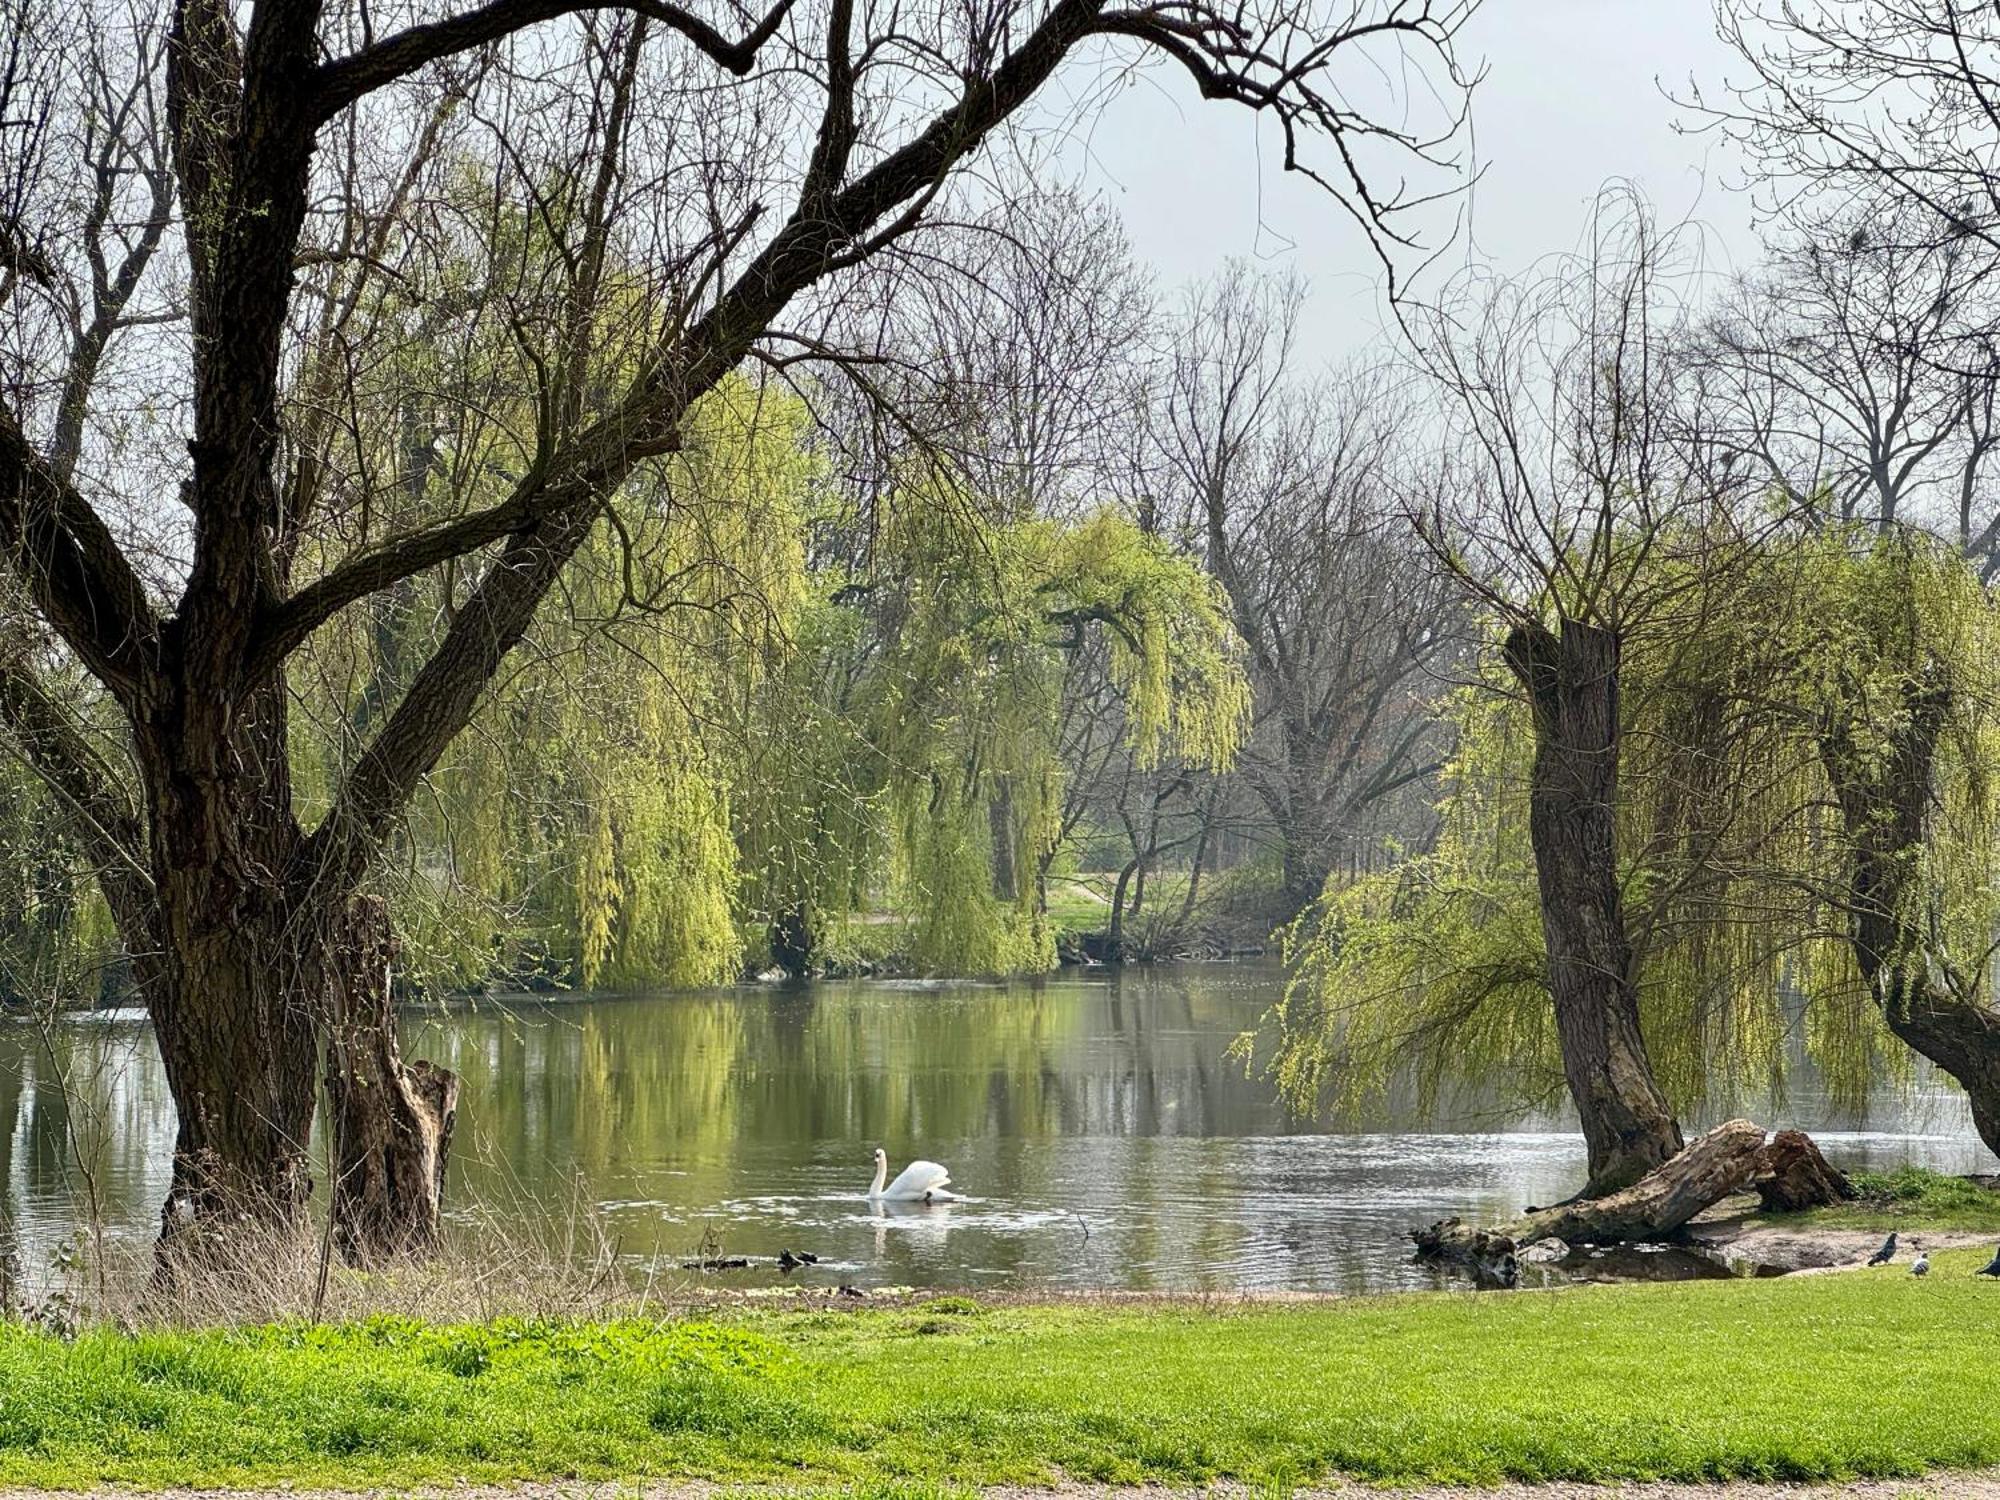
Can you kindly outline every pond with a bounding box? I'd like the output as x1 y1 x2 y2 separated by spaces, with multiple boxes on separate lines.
0 962 1988 1294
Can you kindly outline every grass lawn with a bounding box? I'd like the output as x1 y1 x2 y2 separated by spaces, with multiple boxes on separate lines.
4 1250 2000 1491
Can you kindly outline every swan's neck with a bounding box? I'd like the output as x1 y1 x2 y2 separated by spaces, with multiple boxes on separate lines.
869 1157 886 1197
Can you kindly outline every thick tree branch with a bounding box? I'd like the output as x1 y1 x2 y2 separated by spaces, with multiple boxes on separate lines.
303 0 1124 888
311 0 796 122
0 413 159 699
170 0 329 688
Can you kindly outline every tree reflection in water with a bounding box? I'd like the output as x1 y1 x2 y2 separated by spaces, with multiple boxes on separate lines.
0 964 1985 1294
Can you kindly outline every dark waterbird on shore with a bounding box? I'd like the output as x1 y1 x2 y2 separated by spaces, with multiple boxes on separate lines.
1867 1231 1898 1266
1979 1247 2000 1277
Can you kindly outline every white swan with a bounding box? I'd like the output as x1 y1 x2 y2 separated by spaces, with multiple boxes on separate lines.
868 1147 959 1203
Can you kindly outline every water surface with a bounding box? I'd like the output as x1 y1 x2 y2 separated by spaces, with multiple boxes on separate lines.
0 963 1987 1293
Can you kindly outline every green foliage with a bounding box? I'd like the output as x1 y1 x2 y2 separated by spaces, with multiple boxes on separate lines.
1258 526 2000 1124
284 392 1248 986
0 706 126 1010
17 166 1255 991
737 485 1248 977
292 375 819 992
1798 1167 2000 1231
9 1272 2000 1486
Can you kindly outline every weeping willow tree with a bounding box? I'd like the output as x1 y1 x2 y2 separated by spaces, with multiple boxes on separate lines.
293 375 820 992
291 375 1248 987
1796 529 2000 1156
1257 525 2000 1154
741 491 1251 978
0 758 123 1009
282 158 830 993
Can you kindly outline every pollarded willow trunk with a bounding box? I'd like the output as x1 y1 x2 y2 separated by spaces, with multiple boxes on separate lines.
140 683 324 1266
324 895 458 1265
1823 679 2000 1160
134 683 453 1271
1503 619 1685 1197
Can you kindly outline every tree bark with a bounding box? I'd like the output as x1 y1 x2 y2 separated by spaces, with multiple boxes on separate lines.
323 895 458 1266
988 780 1018 902
770 904 815 981
1822 677 2000 1159
1107 857 1138 961
1277 771 1336 918
1503 619 1684 1196
144 681 322 1268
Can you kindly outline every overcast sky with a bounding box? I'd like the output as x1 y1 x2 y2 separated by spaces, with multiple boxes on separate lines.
1066 2 1763 363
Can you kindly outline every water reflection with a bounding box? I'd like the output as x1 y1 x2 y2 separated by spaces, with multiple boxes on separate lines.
0 964 1990 1293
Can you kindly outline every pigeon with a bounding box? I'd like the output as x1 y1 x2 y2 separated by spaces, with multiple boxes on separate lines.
1867 1231 1898 1266
1978 1246 2000 1277
1912 1252 1931 1277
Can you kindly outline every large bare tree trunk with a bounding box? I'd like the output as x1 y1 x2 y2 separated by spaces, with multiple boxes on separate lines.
1504 619 1685 1197
1824 678 2000 1159
323 895 458 1265
142 684 323 1264
137 684 453 1269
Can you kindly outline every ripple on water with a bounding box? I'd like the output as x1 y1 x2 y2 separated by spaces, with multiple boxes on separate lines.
1 965 1990 1295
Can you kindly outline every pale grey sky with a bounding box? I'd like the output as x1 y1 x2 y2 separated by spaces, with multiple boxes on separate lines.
1070 2 1761 361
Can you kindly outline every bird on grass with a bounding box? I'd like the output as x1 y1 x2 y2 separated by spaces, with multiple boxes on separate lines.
1912 1251 1931 1277
1867 1231 1898 1266
1978 1246 2000 1278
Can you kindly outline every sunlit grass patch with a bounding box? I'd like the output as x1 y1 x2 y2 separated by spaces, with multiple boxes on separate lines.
2 1262 1998 1489
1784 1166 2000 1232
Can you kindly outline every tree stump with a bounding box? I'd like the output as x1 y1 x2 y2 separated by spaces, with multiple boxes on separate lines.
324 895 459 1266
1413 1118 1771 1270
1754 1128 1853 1212
1411 1219 1520 1286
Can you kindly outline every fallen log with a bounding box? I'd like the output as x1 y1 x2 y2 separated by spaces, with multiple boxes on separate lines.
1754 1129 1853 1212
1413 1118 1770 1271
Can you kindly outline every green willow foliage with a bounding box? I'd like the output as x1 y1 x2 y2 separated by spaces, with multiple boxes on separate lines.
2 162 1252 999
0 663 131 1010
1257 527 2000 1125
733 478 1249 979
278 167 1250 990
0 760 121 1009
864 494 1250 974
282 392 1248 991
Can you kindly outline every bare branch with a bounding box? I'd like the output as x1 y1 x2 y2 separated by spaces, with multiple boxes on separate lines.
311 0 798 121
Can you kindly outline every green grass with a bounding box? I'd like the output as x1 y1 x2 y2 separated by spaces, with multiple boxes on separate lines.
5 1255 2000 1490
1041 878 1113 937
1773 1166 2000 1232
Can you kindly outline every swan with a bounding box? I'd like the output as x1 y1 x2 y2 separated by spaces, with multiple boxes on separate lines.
868 1147 959 1203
